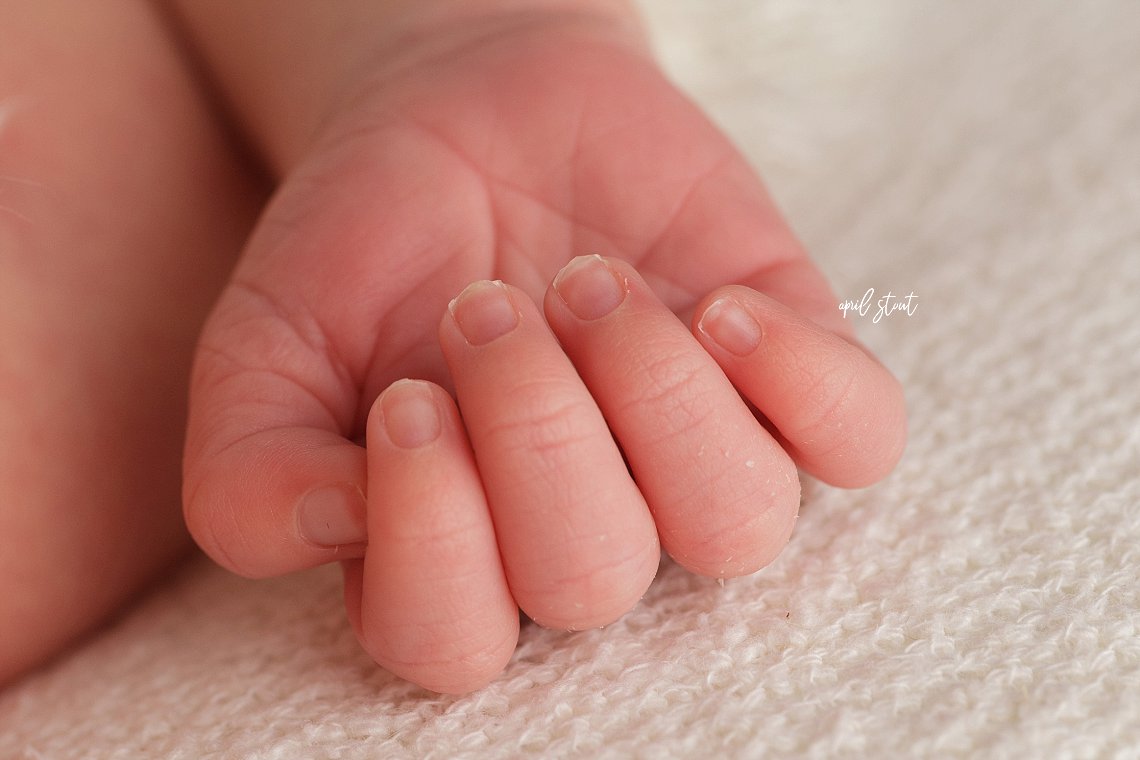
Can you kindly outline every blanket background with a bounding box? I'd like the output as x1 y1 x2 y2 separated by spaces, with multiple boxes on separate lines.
3 1 1138 757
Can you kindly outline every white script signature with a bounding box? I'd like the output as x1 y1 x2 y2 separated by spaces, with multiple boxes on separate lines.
838 288 918 323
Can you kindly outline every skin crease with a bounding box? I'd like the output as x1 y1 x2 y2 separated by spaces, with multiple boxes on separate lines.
166 1 908 693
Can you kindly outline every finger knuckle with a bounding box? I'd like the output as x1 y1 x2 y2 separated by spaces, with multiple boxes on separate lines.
480 383 599 465
790 352 864 457
628 351 715 442
668 455 800 577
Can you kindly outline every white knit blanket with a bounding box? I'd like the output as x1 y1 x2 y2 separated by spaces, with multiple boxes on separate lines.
4 1 1138 757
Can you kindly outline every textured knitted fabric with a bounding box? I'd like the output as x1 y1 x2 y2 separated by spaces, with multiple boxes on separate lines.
2 1 1138 757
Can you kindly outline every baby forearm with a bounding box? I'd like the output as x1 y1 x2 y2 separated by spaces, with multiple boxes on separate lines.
163 0 645 174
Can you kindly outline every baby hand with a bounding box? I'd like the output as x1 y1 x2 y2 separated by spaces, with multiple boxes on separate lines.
348 257 903 692
181 14 905 693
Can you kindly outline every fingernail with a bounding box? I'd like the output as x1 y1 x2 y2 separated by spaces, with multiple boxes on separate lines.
553 254 627 321
698 297 762 356
380 379 442 449
297 483 367 547
449 280 519 346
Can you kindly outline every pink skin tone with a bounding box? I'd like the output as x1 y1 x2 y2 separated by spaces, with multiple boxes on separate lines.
0 1 906 693
177 7 906 693
0 0 261 684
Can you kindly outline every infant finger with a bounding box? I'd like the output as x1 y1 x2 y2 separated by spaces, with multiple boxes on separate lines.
544 256 800 578
438 280 660 630
359 379 518 694
693 286 907 488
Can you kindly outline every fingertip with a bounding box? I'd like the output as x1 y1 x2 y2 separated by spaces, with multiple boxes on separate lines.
668 450 801 579
791 344 908 489
385 618 520 696
518 532 661 632
826 371 908 489
355 558 518 694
